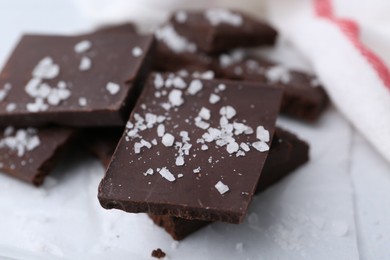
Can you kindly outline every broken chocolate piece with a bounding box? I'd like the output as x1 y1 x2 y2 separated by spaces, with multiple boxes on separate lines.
0 126 76 186
84 127 123 168
218 54 329 122
170 9 277 54
98 73 283 223
95 23 137 34
0 30 154 127
151 248 166 259
149 128 309 240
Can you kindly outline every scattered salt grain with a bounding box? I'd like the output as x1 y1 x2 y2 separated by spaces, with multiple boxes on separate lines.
215 181 229 194
252 141 269 152
168 89 184 107
159 167 176 182
79 57 91 71
265 65 291 84
209 93 220 104
198 107 211 120
32 57 60 79
256 126 270 142
74 40 92 53
154 74 164 89
175 156 185 166
106 82 120 95
219 106 236 119
187 79 203 95
162 133 175 147
132 46 143 57
143 168 154 176
78 97 87 106
157 124 165 137
6 103 16 112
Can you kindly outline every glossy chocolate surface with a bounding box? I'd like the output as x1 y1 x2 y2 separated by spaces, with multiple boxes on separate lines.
0 30 154 127
98 74 283 223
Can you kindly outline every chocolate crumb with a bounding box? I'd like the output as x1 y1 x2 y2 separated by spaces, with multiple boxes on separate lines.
151 248 166 259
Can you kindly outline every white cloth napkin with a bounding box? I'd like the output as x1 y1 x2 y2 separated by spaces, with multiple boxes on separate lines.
265 0 390 163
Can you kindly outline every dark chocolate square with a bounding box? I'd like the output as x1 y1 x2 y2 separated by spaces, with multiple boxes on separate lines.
218 54 329 122
0 126 76 186
0 30 154 127
98 73 283 223
170 9 277 54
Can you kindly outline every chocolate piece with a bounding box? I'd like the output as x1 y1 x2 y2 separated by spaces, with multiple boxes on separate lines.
95 23 136 34
154 24 215 72
0 30 154 127
170 9 277 54
84 127 123 168
218 54 329 122
98 73 283 223
149 128 309 240
151 248 166 259
0 126 76 186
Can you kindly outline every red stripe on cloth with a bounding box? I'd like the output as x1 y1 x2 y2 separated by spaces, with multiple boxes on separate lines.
314 0 390 89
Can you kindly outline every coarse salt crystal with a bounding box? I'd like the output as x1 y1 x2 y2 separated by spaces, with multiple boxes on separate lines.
143 168 154 176
187 79 203 95
256 126 270 142
240 143 250 152
252 141 269 152
162 133 175 147
226 141 239 154
177 173 184 178
154 74 164 89
209 93 220 104
74 40 92 53
132 46 143 57
265 65 291 84
140 139 152 149
106 82 120 95
157 124 165 137
134 142 143 154
175 155 185 166
159 167 176 182
198 107 211 120
195 120 210 130
218 84 226 91
79 56 91 71
193 167 201 174
172 77 187 89
201 144 208 151
32 57 60 79
219 106 236 119
6 103 16 112
78 97 87 106
215 181 229 194
168 89 184 107
236 150 245 157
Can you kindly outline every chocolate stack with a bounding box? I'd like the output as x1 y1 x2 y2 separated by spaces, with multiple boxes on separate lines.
0 9 326 240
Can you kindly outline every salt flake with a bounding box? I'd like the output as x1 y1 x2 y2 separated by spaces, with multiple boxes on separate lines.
159 167 176 182
215 181 229 194
106 82 120 95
